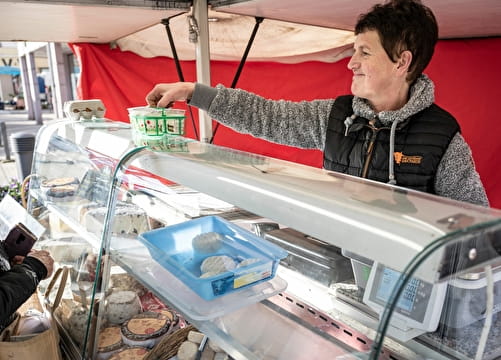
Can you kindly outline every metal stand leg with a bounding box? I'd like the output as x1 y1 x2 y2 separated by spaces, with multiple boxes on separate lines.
0 122 11 161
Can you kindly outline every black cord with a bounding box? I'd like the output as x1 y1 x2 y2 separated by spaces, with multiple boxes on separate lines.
161 13 200 141
210 17 264 144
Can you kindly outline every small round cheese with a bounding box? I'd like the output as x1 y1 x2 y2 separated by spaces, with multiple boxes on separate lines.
200 255 236 275
192 232 223 253
237 258 260 268
97 326 124 359
121 312 171 348
105 291 142 325
199 271 219 279
177 341 198 360
108 346 150 359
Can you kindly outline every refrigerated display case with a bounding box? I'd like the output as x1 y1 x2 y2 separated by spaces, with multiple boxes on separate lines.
27 117 501 360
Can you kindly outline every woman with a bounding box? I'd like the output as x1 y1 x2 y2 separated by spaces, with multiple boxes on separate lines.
0 247 54 332
146 0 488 207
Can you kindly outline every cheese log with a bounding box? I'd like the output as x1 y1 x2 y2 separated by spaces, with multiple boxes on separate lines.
84 204 149 237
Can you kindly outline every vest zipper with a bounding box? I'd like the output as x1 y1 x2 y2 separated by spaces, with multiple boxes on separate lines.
361 119 379 178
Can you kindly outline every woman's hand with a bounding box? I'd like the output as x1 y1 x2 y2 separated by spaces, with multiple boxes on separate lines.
27 249 54 279
145 82 195 108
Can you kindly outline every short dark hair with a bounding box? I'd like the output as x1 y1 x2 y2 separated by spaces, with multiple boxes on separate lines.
355 0 438 83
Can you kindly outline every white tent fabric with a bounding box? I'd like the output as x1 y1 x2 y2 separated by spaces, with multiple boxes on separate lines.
116 10 355 64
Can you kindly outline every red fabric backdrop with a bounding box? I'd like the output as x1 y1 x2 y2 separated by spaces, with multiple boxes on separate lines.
70 37 501 208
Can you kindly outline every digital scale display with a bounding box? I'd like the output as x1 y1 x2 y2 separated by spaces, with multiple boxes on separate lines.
363 262 448 332
375 267 420 313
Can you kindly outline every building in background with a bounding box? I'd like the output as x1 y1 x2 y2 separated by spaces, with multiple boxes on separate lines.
0 41 79 120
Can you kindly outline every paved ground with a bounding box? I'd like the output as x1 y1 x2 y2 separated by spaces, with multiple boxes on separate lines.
0 109 57 185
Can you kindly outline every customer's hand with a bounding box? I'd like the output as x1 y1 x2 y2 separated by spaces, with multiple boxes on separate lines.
145 82 195 108
27 250 54 279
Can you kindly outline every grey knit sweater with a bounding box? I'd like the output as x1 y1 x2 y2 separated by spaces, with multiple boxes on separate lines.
189 75 489 207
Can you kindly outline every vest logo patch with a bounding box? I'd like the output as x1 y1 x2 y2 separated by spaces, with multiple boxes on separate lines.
394 152 422 165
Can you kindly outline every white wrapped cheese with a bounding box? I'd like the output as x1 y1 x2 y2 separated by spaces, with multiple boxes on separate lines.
192 232 223 253
200 255 236 276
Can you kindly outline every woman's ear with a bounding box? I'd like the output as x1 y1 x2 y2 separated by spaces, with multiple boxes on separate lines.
397 50 413 72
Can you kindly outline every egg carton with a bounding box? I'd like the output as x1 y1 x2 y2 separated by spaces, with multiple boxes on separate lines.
64 99 106 121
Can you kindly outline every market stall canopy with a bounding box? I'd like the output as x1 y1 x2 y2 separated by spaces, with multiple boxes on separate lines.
115 10 355 63
0 0 191 43
212 0 501 39
0 0 500 62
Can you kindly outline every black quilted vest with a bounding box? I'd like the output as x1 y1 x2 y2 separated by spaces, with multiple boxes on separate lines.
323 95 460 193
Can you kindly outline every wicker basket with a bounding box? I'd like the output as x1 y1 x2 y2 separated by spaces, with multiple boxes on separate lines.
145 325 196 360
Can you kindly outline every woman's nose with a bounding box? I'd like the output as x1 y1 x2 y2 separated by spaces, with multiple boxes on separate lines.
347 56 358 70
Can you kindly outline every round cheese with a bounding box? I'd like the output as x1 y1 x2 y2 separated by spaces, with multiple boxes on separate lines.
177 341 198 360
200 255 236 276
121 312 171 348
97 326 124 359
41 177 79 188
237 258 260 268
192 232 223 253
108 346 150 360
105 291 142 325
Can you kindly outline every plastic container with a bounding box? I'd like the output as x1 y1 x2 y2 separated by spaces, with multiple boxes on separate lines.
128 107 185 136
139 215 288 300
64 100 106 121
131 132 190 152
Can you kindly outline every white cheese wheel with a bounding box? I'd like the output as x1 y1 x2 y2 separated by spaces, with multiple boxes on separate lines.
200 255 236 275
192 232 223 253
199 271 219 279
237 258 260 268
105 291 142 325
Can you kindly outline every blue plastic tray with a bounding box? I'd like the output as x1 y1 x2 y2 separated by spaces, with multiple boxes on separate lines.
139 216 288 300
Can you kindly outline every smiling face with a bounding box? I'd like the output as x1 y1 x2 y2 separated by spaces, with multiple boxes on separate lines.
347 30 409 112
